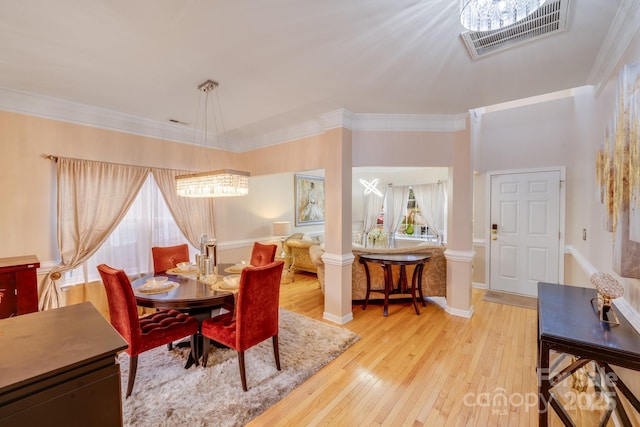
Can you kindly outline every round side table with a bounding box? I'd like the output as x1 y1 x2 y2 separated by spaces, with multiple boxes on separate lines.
276 254 295 284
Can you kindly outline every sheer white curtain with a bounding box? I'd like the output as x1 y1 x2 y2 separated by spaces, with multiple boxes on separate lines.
412 182 446 238
67 174 197 288
388 186 410 234
39 158 150 310
387 185 410 247
152 168 216 247
362 191 384 237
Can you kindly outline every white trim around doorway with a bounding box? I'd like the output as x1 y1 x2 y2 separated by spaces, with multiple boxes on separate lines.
484 166 566 293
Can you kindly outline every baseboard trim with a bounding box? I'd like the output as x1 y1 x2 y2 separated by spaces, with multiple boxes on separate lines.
323 311 354 325
445 304 475 318
473 282 487 289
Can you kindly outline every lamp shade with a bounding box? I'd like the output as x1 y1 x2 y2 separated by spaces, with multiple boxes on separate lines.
272 221 291 237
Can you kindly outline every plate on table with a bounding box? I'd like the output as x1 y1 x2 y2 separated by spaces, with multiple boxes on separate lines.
220 274 240 290
167 264 198 274
224 263 251 274
138 277 178 294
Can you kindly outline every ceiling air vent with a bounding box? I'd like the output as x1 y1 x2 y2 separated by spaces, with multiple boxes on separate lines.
461 0 569 60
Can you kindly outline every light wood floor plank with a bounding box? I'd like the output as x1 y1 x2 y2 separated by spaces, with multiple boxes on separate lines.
252 275 544 426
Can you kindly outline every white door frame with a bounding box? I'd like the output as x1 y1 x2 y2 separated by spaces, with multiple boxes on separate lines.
484 166 566 292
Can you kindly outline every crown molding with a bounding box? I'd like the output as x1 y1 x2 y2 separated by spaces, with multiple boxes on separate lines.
350 112 469 132
0 86 196 145
0 87 469 152
230 117 327 152
233 108 468 151
588 0 640 95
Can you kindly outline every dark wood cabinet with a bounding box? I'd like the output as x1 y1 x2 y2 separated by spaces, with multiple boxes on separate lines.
0 302 128 426
0 255 40 318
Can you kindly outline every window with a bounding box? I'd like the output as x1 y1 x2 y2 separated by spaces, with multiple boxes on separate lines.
63 175 194 285
380 185 446 242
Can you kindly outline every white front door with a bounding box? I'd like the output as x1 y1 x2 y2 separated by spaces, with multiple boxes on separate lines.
489 170 561 297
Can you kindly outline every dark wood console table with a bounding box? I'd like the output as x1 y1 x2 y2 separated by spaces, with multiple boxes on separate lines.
0 302 128 426
537 282 640 426
359 253 431 317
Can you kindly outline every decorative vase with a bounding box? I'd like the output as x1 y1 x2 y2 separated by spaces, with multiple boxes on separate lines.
406 223 414 235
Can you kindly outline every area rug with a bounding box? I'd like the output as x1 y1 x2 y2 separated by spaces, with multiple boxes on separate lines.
119 308 360 427
483 290 537 310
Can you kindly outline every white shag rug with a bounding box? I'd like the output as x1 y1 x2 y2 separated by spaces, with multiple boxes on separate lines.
119 308 360 426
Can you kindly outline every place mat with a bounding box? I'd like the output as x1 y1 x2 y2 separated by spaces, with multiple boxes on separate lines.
166 267 198 275
209 281 239 294
136 282 179 295
223 265 251 274
209 274 240 293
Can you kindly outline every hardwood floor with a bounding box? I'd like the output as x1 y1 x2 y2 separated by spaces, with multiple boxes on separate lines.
251 273 619 426
66 272 622 426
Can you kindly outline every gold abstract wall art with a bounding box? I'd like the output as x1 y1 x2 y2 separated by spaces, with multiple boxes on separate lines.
596 62 640 278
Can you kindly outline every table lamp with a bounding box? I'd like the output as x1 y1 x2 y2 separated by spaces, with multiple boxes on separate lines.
272 221 292 257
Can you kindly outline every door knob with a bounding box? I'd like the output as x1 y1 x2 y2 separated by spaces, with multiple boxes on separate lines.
491 223 498 240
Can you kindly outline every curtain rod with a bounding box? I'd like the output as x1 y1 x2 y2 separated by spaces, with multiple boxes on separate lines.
387 180 444 187
40 154 196 174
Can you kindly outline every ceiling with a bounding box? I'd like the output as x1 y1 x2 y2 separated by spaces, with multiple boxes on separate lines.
0 0 626 151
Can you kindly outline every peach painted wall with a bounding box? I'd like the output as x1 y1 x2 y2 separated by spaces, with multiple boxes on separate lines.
0 111 324 266
242 133 325 176
2 110 466 269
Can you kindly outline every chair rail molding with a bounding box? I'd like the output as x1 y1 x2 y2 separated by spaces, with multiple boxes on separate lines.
444 249 475 262
321 252 355 266
566 244 640 335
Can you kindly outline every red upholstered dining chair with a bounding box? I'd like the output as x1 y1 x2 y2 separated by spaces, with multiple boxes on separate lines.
151 243 190 274
201 260 285 391
97 264 199 398
249 242 277 267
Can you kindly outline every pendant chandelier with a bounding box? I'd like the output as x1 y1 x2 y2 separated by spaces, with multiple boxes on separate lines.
176 80 250 198
460 0 547 32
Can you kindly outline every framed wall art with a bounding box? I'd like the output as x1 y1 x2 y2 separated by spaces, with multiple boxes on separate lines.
595 61 640 278
295 174 325 226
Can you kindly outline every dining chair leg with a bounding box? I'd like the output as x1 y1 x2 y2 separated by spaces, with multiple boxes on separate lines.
126 355 138 398
202 337 210 367
238 351 248 391
272 335 281 371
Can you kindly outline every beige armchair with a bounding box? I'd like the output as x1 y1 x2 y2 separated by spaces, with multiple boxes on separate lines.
283 233 320 274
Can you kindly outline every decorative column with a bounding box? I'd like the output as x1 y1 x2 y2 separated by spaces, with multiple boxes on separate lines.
321 126 354 324
444 118 475 317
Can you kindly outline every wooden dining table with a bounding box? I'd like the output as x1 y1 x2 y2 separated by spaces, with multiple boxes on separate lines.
131 263 238 367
